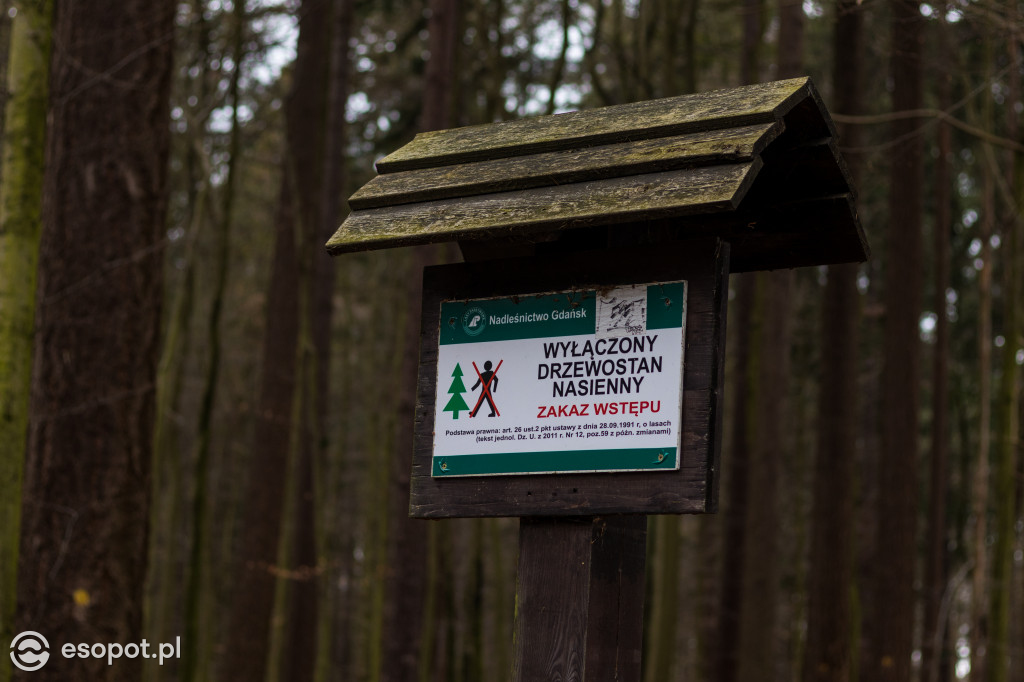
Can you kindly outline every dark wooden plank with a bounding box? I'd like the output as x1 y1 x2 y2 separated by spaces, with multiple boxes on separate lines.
377 77 812 172
512 517 593 682
350 123 781 210
327 163 760 255
511 516 648 682
742 138 855 206
584 516 648 681
706 241 730 512
587 192 865 273
725 194 868 272
408 239 729 518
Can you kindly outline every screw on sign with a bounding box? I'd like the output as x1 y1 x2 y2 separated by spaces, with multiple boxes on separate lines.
469 359 502 418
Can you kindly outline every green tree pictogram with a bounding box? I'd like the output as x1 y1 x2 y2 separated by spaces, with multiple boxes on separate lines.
443 363 470 419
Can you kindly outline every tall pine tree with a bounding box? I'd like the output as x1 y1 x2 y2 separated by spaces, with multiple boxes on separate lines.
871 1 925 680
0 1 52 676
15 1 174 680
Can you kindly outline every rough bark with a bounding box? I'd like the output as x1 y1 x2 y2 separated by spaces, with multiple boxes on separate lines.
972 35 996 682
986 32 1023 682
420 0 459 134
221 0 328 679
717 273 753 682
735 7 802 679
801 3 861 680
736 270 790 682
314 1 353 680
180 2 245 680
715 2 765 677
923 21 953 682
378 3 459 680
0 0 12 166
545 0 571 115
739 0 764 86
776 0 803 80
14 1 174 681
870 1 924 680
0 1 52 676
644 515 680 682
145 9 210 668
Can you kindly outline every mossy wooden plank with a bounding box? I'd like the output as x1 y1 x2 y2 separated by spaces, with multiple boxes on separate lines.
377 78 812 172
327 162 759 255
350 123 781 210
327 78 868 270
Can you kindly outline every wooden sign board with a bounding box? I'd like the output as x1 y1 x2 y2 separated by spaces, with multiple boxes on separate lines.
432 280 687 477
410 237 729 518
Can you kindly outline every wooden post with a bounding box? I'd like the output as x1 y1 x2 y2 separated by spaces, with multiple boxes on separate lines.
512 516 647 682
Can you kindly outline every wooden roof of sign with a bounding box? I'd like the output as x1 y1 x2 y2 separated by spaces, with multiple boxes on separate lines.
326 77 868 272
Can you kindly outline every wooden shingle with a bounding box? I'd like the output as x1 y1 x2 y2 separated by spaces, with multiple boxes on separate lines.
326 77 868 271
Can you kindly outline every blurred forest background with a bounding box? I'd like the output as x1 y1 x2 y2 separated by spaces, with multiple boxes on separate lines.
0 0 1023 681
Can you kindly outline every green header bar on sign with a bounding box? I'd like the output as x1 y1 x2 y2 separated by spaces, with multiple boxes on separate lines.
646 282 687 330
440 291 596 345
433 447 678 477
439 282 687 346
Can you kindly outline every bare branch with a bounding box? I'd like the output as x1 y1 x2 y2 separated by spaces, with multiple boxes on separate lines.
832 108 1024 153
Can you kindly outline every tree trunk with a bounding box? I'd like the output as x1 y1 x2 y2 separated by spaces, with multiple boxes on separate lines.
739 0 764 86
145 9 211 668
717 273 753 682
545 0 571 115
221 0 329 678
736 271 790 682
14 2 174 681
986 31 1023 682
716 3 766 678
314 1 354 680
776 0 803 80
972 34 996 682
735 7 802 679
923 19 953 682
644 515 680 682
0 1 52 676
0 0 13 175
986 176 1021 682
379 2 459 680
421 0 459 135
378 244 436 682
180 2 245 680
870 1 925 680
801 3 861 680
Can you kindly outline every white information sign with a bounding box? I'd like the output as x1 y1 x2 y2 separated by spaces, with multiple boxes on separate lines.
431 281 687 477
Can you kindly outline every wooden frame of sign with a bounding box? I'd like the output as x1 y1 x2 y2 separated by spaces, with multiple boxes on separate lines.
410 236 729 518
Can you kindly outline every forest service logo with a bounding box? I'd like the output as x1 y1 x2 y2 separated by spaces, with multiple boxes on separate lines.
461 307 487 336
10 631 50 672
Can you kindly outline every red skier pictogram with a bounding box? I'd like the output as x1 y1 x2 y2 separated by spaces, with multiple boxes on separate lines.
470 359 502 417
